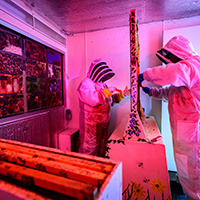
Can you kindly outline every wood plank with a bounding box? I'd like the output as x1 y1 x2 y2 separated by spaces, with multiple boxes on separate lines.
0 148 106 186
0 139 113 174
0 160 97 200
0 179 51 200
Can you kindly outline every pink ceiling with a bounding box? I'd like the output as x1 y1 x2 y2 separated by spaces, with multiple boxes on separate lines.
18 0 200 34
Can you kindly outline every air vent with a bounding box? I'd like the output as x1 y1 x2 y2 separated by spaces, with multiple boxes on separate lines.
1 0 33 26
1 0 66 46
35 18 66 45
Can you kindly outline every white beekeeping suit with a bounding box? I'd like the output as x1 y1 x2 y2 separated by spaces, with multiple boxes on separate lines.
139 35 200 199
77 58 116 157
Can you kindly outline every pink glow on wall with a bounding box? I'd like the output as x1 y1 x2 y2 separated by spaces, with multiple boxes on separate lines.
66 15 200 134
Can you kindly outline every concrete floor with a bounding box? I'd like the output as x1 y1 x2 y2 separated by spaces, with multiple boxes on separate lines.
169 171 187 200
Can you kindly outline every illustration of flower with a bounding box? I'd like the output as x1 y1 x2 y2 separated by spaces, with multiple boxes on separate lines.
132 182 146 199
150 178 166 194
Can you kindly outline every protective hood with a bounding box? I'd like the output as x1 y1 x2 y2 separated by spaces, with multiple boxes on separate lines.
156 35 198 64
87 58 115 82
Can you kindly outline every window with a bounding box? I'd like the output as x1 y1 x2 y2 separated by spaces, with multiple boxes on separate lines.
0 25 63 118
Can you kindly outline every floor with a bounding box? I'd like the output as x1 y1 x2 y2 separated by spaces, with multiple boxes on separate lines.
169 171 187 200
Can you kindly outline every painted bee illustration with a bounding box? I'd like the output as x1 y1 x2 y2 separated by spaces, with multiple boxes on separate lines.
143 177 150 183
137 162 144 168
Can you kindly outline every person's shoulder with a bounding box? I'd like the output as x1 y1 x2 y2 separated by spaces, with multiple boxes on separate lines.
81 77 94 84
79 77 96 89
180 57 199 69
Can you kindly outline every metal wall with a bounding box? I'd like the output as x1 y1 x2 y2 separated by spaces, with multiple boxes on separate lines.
0 106 67 147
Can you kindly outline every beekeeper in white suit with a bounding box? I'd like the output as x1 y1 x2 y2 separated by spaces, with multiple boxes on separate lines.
138 35 200 199
77 58 128 157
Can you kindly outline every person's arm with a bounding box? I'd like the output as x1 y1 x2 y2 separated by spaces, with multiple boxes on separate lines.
77 78 105 107
143 62 191 87
141 85 170 101
149 87 170 101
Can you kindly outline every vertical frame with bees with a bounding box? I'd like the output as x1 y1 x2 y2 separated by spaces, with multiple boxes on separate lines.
123 9 142 139
130 9 140 112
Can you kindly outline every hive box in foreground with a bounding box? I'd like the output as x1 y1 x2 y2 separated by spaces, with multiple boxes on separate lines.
0 138 122 200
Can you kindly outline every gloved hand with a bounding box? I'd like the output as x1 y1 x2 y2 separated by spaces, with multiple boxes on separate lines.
138 73 144 85
103 88 111 98
142 87 150 95
111 92 124 106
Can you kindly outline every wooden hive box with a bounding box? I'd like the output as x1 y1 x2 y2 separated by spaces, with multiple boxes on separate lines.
0 138 122 200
